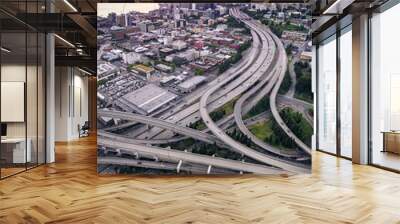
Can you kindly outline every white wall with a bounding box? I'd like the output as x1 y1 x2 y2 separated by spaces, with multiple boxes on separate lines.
1 63 46 164
71 72 89 138
1 65 29 138
55 66 69 141
55 67 89 141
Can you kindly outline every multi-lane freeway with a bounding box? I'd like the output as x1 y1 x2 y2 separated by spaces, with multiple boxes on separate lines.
98 138 286 175
231 23 299 158
98 130 186 145
234 11 312 157
277 94 313 125
131 29 269 140
98 157 237 174
98 7 312 174
98 110 225 146
266 24 312 156
197 8 309 173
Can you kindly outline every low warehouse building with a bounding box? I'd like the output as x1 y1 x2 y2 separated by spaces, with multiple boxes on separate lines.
155 64 173 73
118 84 178 115
132 64 155 79
177 76 207 93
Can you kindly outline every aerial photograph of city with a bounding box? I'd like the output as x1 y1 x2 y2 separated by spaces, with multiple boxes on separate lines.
97 3 313 175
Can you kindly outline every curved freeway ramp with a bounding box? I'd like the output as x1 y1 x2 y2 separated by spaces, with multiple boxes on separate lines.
98 157 236 174
233 8 312 157
232 24 304 158
129 29 263 141
198 9 309 174
234 68 300 158
98 138 286 175
98 110 224 146
267 31 312 156
98 130 187 145
277 95 313 125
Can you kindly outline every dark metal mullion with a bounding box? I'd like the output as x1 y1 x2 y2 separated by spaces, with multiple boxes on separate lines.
73 68 75 118
42 0 48 165
44 31 47 164
336 29 341 157
86 0 96 12
36 0 39 168
68 69 71 118
0 169 28 180
317 148 351 161
0 21 2 179
60 69 62 117
367 11 373 165
315 45 320 151
370 163 400 174
25 0 28 171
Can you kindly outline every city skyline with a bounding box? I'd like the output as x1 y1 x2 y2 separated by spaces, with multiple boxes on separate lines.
98 3 160 17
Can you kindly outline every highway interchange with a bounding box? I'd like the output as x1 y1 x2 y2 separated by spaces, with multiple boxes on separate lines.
98 8 312 175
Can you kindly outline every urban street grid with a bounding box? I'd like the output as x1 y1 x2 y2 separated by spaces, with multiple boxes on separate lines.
97 3 313 175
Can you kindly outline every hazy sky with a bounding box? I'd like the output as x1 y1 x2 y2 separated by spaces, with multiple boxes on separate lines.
97 3 160 17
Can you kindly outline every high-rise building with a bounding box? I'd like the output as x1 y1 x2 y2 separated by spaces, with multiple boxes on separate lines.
178 3 191 9
116 14 127 27
108 12 117 25
138 21 151 32
125 14 133 26
175 19 186 28
173 6 180 20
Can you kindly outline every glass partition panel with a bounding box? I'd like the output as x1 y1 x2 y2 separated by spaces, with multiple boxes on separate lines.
1 31 27 178
38 32 45 165
339 27 352 158
0 0 46 179
317 35 337 154
370 3 400 171
27 31 38 169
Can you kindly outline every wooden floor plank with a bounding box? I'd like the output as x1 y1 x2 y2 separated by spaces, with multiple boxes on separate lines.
0 135 400 223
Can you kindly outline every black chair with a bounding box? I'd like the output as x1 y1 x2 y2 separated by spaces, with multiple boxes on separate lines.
79 121 90 138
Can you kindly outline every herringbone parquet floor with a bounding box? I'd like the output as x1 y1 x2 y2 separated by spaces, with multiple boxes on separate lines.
1 135 400 224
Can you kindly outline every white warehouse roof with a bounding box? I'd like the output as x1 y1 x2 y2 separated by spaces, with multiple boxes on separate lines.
178 76 207 90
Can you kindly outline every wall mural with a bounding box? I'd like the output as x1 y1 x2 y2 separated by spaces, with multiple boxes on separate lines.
97 3 313 175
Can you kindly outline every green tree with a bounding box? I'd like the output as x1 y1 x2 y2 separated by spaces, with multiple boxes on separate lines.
97 79 107 87
173 57 186 66
194 68 204 76
266 108 312 148
294 61 313 102
279 69 292 94
285 44 294 56
247 96 270 117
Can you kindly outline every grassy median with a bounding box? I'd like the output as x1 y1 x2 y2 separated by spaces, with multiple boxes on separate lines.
248 120 273 141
